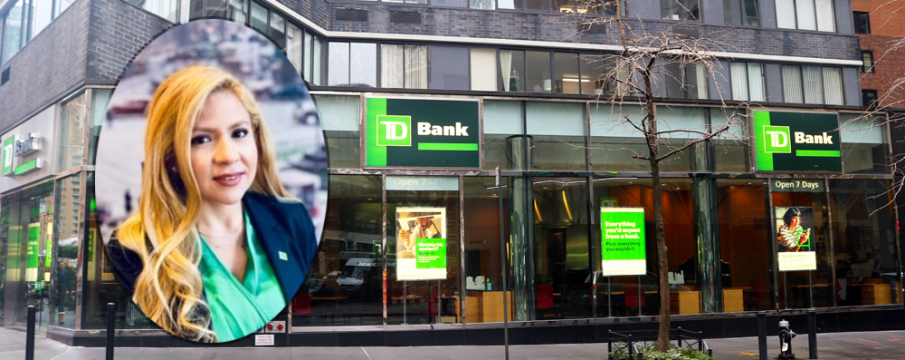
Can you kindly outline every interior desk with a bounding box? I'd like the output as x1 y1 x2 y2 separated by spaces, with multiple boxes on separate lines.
670 291 701 315
466 290 513 323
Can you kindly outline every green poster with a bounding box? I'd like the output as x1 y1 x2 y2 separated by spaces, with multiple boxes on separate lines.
366 98 480 168
753 111 842 172
25 223 40 281
600 208 646 276
415 238 447 269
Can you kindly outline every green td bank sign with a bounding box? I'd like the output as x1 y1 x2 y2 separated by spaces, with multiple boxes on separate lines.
753 111 841 172
366 98 479 168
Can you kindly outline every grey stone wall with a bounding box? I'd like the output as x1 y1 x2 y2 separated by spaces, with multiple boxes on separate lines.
87 0 173 84
0 0 91 134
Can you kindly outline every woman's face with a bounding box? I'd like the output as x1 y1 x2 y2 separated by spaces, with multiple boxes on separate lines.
789 216 801 229
190 89 258 207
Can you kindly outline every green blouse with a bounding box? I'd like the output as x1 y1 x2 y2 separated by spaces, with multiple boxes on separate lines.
198 211 286 343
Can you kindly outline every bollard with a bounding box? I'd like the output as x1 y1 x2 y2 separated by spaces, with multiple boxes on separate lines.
757 311 767 360
677 326 682 347
628 334 634 360
808 309 818 359
25 305 35 360
106 302 115 360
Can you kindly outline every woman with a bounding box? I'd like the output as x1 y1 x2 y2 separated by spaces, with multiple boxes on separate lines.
777 207 810 252
105 65 317 343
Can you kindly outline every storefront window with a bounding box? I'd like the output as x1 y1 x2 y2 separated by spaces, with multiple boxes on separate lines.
527 102 586 171
59 92 86 171
82 172 154 329
0 181 54 326
484 100 525 171
840 114 890 174
829 179 901 306
533 177 591 319
592 179 694 316
772 183 833 309
293 175 382 327
717 179 773 311
88 89 112 166
463 177 512 323
386 178 460 325
51 175 81 328
316 95 360 169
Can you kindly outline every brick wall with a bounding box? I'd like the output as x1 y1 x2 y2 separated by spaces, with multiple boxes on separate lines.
852 0 905 108
87 0 174 84
322 4 859 60
0 0 91 133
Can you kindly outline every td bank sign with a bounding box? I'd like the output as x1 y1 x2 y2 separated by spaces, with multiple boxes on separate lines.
754 111 841 172
366 98 479 168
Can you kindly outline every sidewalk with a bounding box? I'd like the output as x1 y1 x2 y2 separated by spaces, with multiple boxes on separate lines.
2 327 904 360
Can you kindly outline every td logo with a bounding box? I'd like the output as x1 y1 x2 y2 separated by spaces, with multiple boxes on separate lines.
377 115 411 147
763 125 791 154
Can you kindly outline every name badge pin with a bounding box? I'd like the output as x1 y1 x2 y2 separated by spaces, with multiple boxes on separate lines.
279 251 288 261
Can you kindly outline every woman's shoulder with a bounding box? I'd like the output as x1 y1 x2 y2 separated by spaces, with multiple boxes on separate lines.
244 192 311 220
105 230 146 297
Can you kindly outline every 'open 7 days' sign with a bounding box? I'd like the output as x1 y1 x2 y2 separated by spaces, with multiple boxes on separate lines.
366 98 480 168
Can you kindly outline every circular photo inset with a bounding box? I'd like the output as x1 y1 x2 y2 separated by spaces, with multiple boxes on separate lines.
95 19 326 343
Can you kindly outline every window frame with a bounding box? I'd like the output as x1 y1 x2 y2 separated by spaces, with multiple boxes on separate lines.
780 63 846 105
775 0 836 32
861 89 878 108
853 11 871 34
861 51 874 73
724 0 760 27
661 0 702 22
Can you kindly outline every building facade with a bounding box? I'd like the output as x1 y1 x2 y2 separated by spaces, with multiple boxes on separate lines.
0 0 903 347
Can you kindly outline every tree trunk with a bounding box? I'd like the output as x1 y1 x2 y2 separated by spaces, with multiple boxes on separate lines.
646 96 671 352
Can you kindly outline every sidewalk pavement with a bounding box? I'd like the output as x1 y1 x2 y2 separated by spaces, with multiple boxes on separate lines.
2 327 904 360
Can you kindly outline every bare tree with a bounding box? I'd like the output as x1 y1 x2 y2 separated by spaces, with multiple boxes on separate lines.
559 0 750 351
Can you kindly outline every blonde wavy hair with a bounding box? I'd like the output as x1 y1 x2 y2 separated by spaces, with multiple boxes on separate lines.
117 65 290 342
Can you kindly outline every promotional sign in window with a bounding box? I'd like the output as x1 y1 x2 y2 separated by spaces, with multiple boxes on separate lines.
753 111 842 172
396 207 447 280
366 98 479 168
775 206 817 271
25 223 40 282
600 207 646 276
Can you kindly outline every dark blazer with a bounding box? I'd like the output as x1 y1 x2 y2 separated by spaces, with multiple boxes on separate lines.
105 191 318 303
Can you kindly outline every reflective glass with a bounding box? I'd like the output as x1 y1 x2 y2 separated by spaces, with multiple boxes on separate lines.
316 95 361 169
527 102 586 171
293 176 383 327
829 180 901 306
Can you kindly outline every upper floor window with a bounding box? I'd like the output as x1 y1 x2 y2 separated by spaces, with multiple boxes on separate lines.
328 42 377 87
853 11 871 34
382 44 428 89
663 62 707 99
123 0 177 21
782 65 843 105
662 0 700 21
469 0 495 9
724 0 759 26
775 0 835 32
729 62 765 101
861 51 874 73
1 0 78 65
861 89 877 107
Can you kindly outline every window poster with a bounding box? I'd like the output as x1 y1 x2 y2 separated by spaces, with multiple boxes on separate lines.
396 207 447 280
600 207 647 276
775 206 817 271
25 223 40 282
